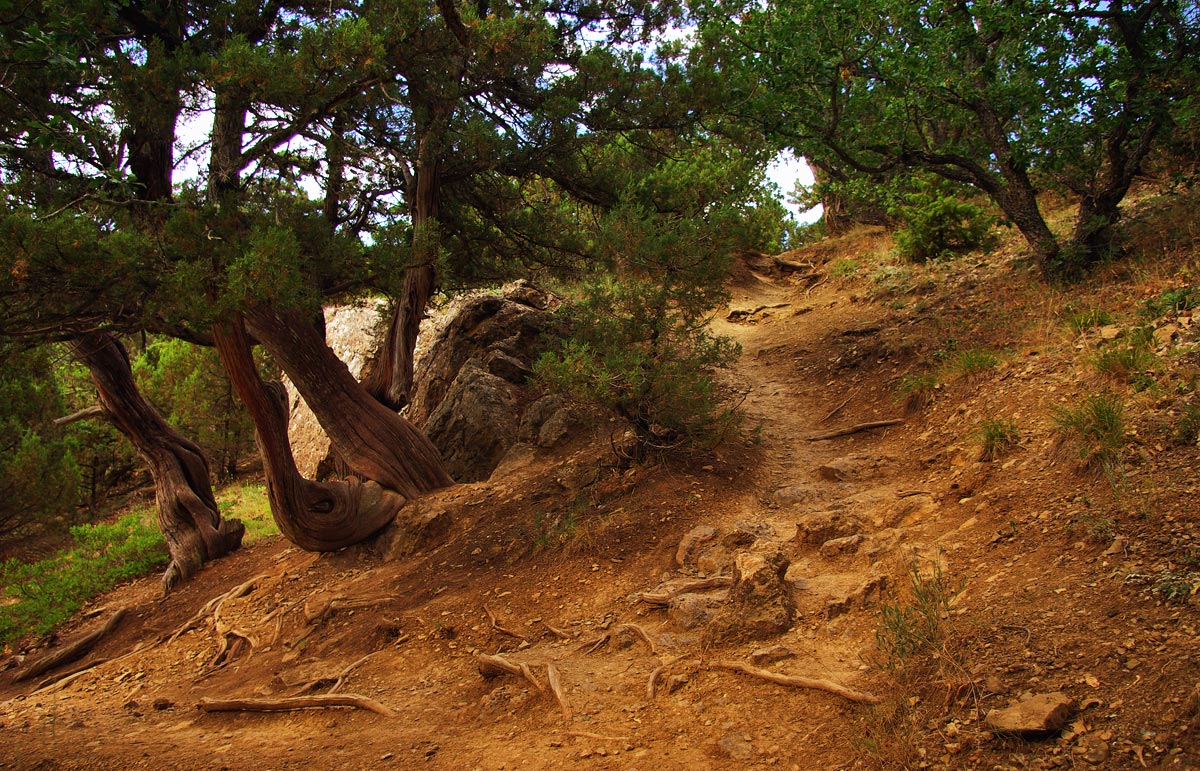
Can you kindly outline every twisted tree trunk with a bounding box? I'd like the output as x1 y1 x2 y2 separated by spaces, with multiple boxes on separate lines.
245 306 454 498
68 331 243 593
213 317 404 551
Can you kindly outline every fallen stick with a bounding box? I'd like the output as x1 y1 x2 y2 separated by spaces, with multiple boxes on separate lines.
711 661 881 705
637 577 733 606
806 418 905 441
546 664 572 722
14 609 126 683
326 651 382 694
646 665 665 700
198 694 395 717
820 385 863 424
484 604 529 642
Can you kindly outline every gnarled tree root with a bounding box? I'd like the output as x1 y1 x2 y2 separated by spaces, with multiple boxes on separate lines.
14 609 126 683
711 660 881 705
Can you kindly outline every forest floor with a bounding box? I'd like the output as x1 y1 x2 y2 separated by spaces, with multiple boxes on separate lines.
2 191 1199 771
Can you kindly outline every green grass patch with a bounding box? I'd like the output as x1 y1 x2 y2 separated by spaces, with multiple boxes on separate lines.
0 483 275 647
0 510 167 646
1053 392 1126 470
874 555 961 671
942 348 1000 380
896 372 938 412
977 418 1020 461
218 483 276 543
1093 344 1159 389
829 257 861 279
1064 306 1114 335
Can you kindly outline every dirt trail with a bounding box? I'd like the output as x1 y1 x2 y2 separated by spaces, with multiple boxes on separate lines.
4 248 1199 771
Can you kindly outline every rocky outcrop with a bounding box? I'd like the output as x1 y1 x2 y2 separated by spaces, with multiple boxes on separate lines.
407 281 574 482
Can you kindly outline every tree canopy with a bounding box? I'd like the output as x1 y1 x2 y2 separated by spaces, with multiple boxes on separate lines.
694 0 1199 275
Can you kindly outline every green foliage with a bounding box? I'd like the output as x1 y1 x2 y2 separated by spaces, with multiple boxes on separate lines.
0 344 81 536
896 372 938 412
875 556 960 671
1053 393 1126 470
892 186 995 263
1093 341 1159 390
132 337 258 479
536 277 741 453
535 143 762 455
696 0 1199 271
977 418 1020 461
1174 404 1200 446
1143 285 1200 318
943 348 1000 381
1064 306 1114 335
0 510 167 645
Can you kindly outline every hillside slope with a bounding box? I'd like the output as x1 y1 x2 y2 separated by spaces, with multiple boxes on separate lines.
2 203 1199 771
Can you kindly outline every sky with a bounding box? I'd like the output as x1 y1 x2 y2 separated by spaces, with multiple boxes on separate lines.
765 151 821 224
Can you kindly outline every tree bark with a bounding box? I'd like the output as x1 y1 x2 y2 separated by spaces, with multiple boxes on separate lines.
364 141 442 411
212 317 404 551
68 332 243 593
245 307 454 498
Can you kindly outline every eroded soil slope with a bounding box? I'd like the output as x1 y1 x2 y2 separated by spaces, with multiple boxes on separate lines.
3 222 1199 771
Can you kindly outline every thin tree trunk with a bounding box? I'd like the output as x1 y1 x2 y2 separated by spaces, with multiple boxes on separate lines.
246 306 454 498
364 134 443 411
68 332 243 593
212 317 404 551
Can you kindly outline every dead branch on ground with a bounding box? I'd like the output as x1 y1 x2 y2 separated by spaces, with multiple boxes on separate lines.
198 694 395 717
820 385 863 424
806 418 904 441
711 661 881 705
474 653 545 693
33 658 108 692
538 620 574 640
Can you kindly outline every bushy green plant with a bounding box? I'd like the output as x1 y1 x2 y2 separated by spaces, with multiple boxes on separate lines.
0 510 168 645
977 418 1020 461
943 348 1000 380
1065 306 1114 335
1053 393 1126 470
0 344 81 537
535 143 765 456
1143 285 1200 318
892 185 995 263
536 276 740 453
896 372 938 412
875 556 960 670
